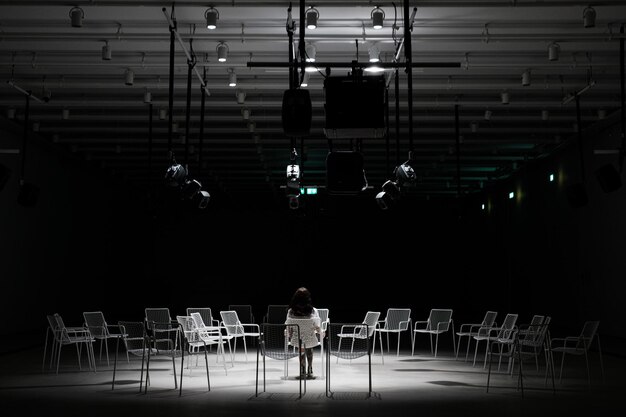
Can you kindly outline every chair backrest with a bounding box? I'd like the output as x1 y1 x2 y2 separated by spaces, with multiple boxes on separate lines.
228 305 254 324
497 313 518 340
118 321 146 354
577 320 600 351
176 315 200 344
220 310 244 336
260 323 301 361
362 311 381 337
328 322 371 360
264 305 288 324
53 313 72 343
483 311 498 327
317 308 330 331
382 308 411 331
190 312 206 329
427 309 453 332
83 311 108 337
187 308 214 327
284 316 321 348
145 307 171 329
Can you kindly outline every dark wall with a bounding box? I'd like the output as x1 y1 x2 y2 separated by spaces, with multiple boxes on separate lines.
2 113 625 354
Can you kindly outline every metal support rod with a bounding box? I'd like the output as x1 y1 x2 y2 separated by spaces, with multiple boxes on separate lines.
167 5 176 159
6 81 45 104
162 7 210 96
247 61 460 69
619 24 626 172
575 95 586 182
298 0 306 85
21 93 30 181
148 103 153 186
287 3 295 89
184 57 193 168
395 69 400 166
199 68 207 183
455 104 461 197
385 87 390 175
404 1 416 153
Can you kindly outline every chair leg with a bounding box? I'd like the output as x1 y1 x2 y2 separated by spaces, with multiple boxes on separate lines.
465 336 472 362
411 332 416 356
434 334 439 358
429 333 434 356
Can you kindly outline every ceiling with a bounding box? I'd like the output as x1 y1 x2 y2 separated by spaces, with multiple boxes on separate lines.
1 0 625 207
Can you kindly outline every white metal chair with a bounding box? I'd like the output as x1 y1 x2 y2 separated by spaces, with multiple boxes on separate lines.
473 313 518 368
220 310 260 362
117 321 148 392
176 315 212 392
190 312 232 372
326 322 373 398
285 315 324 378
412 308 455 358
455 310 498 362
187 307 220 327
374 308 412 364
82 311 124 366
551 320 604 387
336 311 380 363
45 313 96 374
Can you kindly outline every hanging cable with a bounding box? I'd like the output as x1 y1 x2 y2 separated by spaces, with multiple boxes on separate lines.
166 3 176 162
184 35 197 169
199 67 207 184
620 24 625 172
21 92 30 184
455 104 461 197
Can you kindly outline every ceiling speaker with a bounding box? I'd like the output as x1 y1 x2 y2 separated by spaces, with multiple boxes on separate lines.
594 163 622 193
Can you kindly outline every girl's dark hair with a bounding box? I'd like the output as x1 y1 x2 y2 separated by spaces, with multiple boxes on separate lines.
289 287 313 316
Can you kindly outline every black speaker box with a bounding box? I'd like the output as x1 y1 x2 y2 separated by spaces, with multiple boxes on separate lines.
594 163 622 193
281 89 312 137
0 163 10 192
326 151 367 195
565 182 588 208
17 182 40 207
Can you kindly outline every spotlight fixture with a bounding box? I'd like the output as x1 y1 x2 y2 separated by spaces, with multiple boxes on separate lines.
236 90 246 104
159 108 167 120
501 91 510 105
228 71 237 87
306 7 319 29
364 64 384 73
598 109 607 120
248 121 256 133
42 88 52 102
69 6 84 28
286 163 301 193
164 162 187 188
484 109 492 121
368 45 380 63
242 108 250 120
305 65 317 73
164 162 210 208
583 5 596 28
470 121 478 133
371 6 385 30
172 122 178 133
301 72 310 87
7 107 16 119
143 90 152 103
375 179 400 210
62 109 70 120
394 161 417 187
217 42 228 62
548 42 560 61
125 68 134 86
522 69 531 87
305 43 316 62
102 41 112 60
204 7 219 30
541 109 550 121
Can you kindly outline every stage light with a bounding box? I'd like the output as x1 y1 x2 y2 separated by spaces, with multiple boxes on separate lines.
484 110 492 121
371 6 385 30
301 72 310 87
394 162 416 187
125 68 134 86
549 173 555 182
7 108 16 119
205 7 219 30
69 6 84 28
217 42 228 62
548 42 560 61
542 109 550 121
583 6 596 28
62 109 70 120
598 109 606 120
375 179 400 210
509 191 515 199
286 163 301 194
368 45 380 63
229 71 237 87
102 41 112 60
193 190 211 208
164 163 187 188
501 91 510 105
181 178 202 199
159 108 167 120
470 121 478 133
305 43 316 62
522 69 531 87
305 65 317 73
144 90 152 103
364 64 384 73
306 7 319 29
242 108 250 120
236 90 246 104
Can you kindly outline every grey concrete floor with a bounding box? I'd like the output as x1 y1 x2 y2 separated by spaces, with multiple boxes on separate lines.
0 343 621 417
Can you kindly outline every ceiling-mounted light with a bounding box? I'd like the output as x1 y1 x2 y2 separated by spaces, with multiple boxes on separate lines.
306 7 319 29
159 108 167 120
242 108 250 120
371 6 385 30
205 7 219 30
484 109 492 121
62 109 70 120
541 109 550 121
548 42 560 61
301 72 310 87
501 91 510 105
598 109 607 119
228 70 237 87
368 45 380 63
102 40 112 60
305 43 316 62
236 90 246 104
470 121 478 133
248 121 256 133
305 65 317 73
143 90 152 103
376 180 400 210
69 6 84 28
583 6 596 28
364 64 384 73
172 122 178 133
6 107 16 119
32 121 40 132
522 69 531 87
124 68 134 86
217 42 228 62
